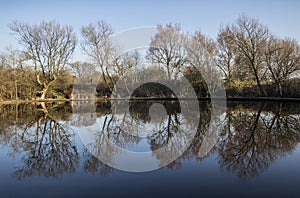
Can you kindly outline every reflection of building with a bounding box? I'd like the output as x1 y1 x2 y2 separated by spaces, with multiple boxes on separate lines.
71 84 97 127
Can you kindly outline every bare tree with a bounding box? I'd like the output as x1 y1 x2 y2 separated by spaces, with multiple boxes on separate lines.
111 50 141 77
222 16 269 96
186 31 216 68
216 27 236 81
81 21 115 86
69 61 99 84
265 37 300 96
69 61 95 78
9 21 76 99
147 23 186 80
185 31 223 96
2 47 29 69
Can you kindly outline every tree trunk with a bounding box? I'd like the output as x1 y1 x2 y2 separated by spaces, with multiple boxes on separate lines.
256 80 266 96
36 73 57 100
39 80 56 100
15 81 18 100
167 65 171 80
253 69 266 96
40 86 49 100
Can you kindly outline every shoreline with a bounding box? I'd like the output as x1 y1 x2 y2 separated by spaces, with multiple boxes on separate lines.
1 97 300 104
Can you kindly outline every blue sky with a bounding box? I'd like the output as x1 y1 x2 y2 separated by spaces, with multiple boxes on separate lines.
1 0 300 60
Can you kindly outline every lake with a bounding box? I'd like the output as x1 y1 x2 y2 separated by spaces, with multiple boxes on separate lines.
0 100 300 198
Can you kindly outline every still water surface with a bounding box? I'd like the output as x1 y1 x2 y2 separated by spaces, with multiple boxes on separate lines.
0 100 300 198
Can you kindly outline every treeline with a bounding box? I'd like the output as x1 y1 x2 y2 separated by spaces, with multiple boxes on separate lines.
216 16 300 97
144 15 300 98
0 15 300 101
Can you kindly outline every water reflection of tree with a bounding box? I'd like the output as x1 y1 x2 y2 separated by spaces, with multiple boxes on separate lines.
166 101 212 169
82 151 114 177
1 101 300 179
218 102 300 179
129 100 182 149
86 100 182 148
0 102 79 180
0 104 39 144
79 99 198 170
129 100 207 168
76 100 213 172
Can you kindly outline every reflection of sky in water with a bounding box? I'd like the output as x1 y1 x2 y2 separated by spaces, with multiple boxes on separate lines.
2 141 299 197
